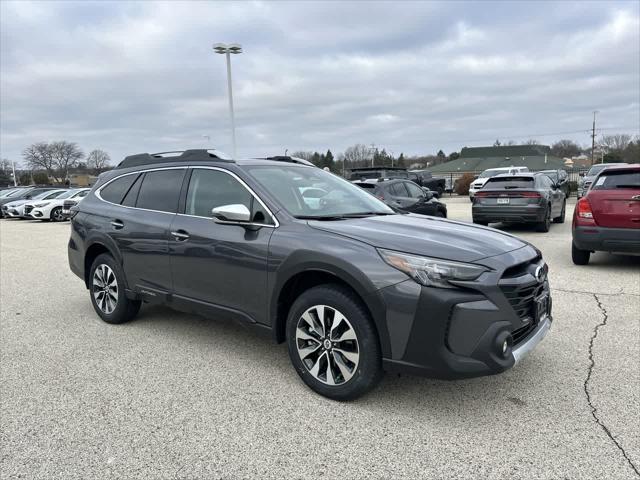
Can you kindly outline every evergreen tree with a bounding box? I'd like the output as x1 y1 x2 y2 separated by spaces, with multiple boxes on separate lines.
324 149 335 171
397 153 405 168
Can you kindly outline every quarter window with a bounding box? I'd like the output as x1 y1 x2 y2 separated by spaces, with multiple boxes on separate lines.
100 175 139 204
185 169 272 224
136 169 185 213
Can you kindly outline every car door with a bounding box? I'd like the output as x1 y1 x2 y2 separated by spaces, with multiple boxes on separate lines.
98 168 186 295
404 181 437 216
385 181 413 210
540 175 563 216
168 167 275 326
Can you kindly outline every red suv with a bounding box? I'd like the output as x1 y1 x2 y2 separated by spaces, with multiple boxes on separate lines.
572 164 640 265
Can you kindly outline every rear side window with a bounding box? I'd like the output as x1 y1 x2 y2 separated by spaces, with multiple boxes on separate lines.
100 175 139 204
485 177 534 189
592 171 640 190
136 169 185 213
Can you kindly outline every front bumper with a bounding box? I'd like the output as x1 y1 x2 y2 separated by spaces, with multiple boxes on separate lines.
379 246 552 379
573 225 640 254
472 204 546 224
30 208 45 219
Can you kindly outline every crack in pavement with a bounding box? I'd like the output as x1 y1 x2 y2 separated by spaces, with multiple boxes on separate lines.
552 287 639 297
584 294 640 477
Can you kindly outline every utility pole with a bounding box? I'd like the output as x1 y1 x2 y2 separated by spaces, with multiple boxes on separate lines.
590 110 598 166
370 143 376 167
11 160 17 186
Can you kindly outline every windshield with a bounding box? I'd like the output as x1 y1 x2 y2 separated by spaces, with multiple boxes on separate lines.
247 166 394 218
1 188 23 198
542 171 558 182
34 190 64 200
479 169 507 178
58 190 81 199
592 171 640 190
586 164 609 177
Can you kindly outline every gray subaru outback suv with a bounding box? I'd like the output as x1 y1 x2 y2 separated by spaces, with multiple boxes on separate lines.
68 149 552 400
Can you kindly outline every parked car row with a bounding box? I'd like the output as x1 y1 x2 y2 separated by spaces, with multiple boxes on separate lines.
0 186 90 221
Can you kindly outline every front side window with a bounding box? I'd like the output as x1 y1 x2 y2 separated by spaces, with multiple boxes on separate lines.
247 166 394 219
185 168 271 224
136 169 185 213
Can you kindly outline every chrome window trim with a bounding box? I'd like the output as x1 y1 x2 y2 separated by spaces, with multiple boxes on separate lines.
94 165 279 227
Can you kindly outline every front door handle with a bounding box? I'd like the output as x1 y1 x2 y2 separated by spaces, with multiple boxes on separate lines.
110 219 124 229
171 230 190 241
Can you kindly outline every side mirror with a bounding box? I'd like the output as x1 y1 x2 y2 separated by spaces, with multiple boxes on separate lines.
211 204 251 223
551 183 558 190
25 194 32 199
579 172 585 177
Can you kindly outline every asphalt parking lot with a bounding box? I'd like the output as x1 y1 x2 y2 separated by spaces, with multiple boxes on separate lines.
1 197 639 480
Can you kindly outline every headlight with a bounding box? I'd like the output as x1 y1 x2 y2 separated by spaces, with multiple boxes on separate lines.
33 202 49 208
378 249 489 289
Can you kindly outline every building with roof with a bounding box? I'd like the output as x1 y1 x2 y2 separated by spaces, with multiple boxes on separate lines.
429 144 566 173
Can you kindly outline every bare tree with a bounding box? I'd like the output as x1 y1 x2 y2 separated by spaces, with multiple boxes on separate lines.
600 134 632 152
50 141 84 183
22 142 56 180
524 139 539 145
86 149 111 173
551 139 582 158
342 144 371 167
290 151 314 161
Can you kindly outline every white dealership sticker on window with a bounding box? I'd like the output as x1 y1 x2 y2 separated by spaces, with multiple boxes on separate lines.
595 177 606 186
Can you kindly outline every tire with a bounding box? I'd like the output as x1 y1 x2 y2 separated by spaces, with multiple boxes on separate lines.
572 242 591 265
437 186 444 197
50 207 64 222
473 218 488 226
286 284 382 401
553 200 566 224
536 206 551 232
89 253 141 324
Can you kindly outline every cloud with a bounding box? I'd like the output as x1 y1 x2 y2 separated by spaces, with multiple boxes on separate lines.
1 0 638 165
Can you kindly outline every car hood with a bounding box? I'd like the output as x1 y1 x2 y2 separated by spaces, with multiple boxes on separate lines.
4 199 29 207
308 214 527 263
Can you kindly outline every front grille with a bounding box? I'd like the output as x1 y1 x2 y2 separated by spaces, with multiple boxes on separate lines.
500 281 545 344
24 205 33 215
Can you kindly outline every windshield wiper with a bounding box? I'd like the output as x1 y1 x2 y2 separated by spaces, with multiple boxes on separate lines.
296 212 394 220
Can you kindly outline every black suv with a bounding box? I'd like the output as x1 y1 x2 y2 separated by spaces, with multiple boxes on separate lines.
353 179 447 217
69 149 552 400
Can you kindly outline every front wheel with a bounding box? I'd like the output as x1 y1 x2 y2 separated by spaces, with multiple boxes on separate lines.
572 242 591 265
473 218 488 226
286 284 382 400
89 254 141 324
50 206 65 222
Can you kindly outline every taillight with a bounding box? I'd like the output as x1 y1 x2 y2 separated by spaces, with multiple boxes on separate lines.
575 197 596 225
519 191 541 198
475 192 489 197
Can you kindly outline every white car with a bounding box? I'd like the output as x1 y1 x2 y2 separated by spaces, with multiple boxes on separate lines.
468 166 529 200
25 188 90 221
3 189 68 218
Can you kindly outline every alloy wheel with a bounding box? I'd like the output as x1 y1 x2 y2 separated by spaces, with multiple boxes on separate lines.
52 208 64 221
295 305 360 385
92 264 118 314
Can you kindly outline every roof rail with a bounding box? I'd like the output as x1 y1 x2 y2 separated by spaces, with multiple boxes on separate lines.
116 149 234 169
258 156 315 167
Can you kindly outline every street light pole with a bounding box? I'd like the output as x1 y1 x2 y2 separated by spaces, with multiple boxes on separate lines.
213 43 242 159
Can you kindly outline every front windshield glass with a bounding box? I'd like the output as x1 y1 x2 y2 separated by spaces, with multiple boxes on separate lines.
587 164 608 176
33 190 63 200
247 166 394 218
58 190 79 199
479 169 505 178
1 188 22 198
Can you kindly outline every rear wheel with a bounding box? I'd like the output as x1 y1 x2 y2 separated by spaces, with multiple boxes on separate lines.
89 254 141 324
572 242 591 265
553 200 566 223
50 207 64 222
537 206 551 232
286 284 382 400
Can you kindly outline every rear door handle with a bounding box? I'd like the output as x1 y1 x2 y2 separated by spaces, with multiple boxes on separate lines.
110 219 124 229
171 230 190 241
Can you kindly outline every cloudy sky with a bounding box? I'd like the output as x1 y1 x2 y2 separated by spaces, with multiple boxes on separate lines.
1 0 639 165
